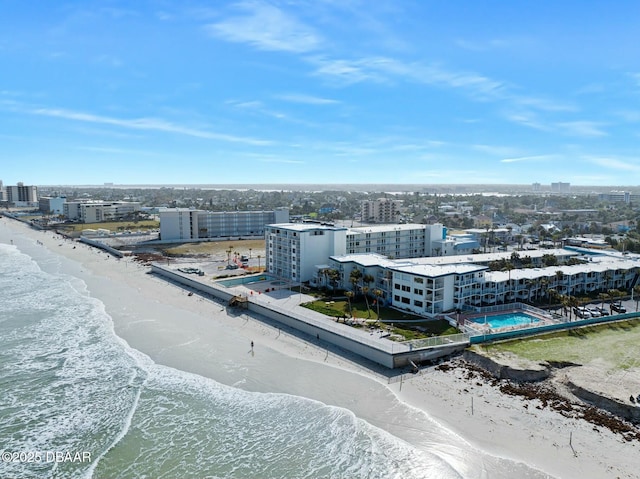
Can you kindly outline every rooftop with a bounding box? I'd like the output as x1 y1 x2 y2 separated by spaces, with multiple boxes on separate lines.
389 262 488 278
349 223 427 234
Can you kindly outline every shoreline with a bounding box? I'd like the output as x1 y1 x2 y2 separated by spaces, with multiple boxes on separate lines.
2 218 639 479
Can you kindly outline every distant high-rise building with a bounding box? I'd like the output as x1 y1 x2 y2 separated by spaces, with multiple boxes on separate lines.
598 191 640 204
64 200 140 223
4 182 38 205
159 208 289 241
360 198 403 223
532 182 541 192
550 182 570 193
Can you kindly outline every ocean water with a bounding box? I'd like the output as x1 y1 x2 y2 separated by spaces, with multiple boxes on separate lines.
0 234 551 479
0 242 453 478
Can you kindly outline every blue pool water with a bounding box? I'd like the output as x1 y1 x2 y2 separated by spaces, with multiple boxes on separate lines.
472 312 540 329
216 274 276 287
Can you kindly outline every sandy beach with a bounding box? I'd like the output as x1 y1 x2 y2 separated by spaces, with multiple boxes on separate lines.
3 217 639 479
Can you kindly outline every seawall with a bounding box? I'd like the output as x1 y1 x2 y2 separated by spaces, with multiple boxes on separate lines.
150 264 469 369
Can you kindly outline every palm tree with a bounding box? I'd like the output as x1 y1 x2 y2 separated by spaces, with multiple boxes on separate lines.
257 254 261 271
362 286 371 318
350 276 359 294
555 270 565 294
363 274 375 289
345 291 354 317
319 268 332 292
328 269 341 295
350 268 363 290
560 294 571 319
373 288 383 322
525 279 534 304
538 277 549 304
608 288 623 305
598 292 610 311
547 288 558 309
568 296 580 320
634 285 640 312
505 262 514 303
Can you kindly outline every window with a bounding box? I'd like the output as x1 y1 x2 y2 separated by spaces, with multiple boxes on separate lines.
401 297 410 304
394 295 400 301
414 277 424 284
414 288 423 295
394 283 400 290
414 300 423 307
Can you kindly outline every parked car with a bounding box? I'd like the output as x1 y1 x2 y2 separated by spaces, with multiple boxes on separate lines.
573 307 592 319
587 307 601 317
610 303 627 313
594 306 609 316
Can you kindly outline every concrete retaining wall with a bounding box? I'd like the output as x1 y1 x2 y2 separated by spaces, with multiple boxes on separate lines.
150 264 468 369
567 381 640 425
463 350 550 382
79 237 124 258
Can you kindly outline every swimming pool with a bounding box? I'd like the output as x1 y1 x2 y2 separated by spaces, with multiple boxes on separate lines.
471 312 540 329
216 274 276 287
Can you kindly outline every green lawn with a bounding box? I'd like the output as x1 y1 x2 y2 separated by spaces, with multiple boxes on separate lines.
476 319 640 371
302 298 419 321
301 299 458 340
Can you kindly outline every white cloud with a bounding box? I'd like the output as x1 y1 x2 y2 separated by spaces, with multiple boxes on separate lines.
207 1 322 53
500 154 556 163
31 107 271 145
76 146 156 155
628 72 640 87
309 55 508 101
309 56 390 85
504 111 549 131
614 110 640 122
275 93 339 105
257 157 304 164
587 156 640 172
557 121 607 137
473 144 521 157
455 37 520 52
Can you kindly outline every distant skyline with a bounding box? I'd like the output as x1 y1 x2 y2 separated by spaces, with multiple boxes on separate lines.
2 1 640 186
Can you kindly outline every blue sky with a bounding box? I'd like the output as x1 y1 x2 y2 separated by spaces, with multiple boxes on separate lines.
2 1 640 186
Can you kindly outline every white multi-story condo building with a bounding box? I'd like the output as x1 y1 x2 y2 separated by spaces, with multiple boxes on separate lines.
265 223 348 281
267 222 478 283
64 201 141 223
321 250 639 317
160 208 289 242
360 198 403 223
39 196 67 215
598 191 640 204
2 182 38 206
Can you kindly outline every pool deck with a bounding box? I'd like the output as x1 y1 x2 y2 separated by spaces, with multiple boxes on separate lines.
460 308 559 337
